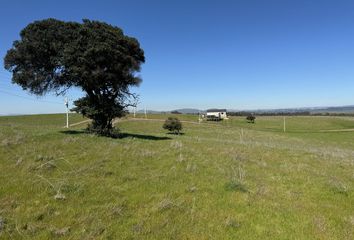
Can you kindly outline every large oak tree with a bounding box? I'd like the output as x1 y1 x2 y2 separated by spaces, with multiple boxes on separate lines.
4 18 145 136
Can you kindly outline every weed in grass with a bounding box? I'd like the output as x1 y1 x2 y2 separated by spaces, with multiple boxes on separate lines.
103 170 114 176
40 206 56 219
35 161 57 171
132 222 144 234
329 178 349 196
61 183 85 195
255 184 269 197
233 152 248 163
239 128 245 143
122 174 138 182
34 154 52 162
225 164 247 193
62 136 78 143
190 197 196 222
54 190 66 200
177 152 184 162
170 140 183 149
110 205 125 218
348 216 354 226
140 149 155 158
0 197 17 211
1 139 10 147
0 216 4 232
157 199 174 212
224 180 248 193
35 213 45 221
225 217 241 229
187 186 197 193
313 216 327 234
23 223 41 235
185 163 197 172
52 227 70 237
1 133 24 147
15 157 23 166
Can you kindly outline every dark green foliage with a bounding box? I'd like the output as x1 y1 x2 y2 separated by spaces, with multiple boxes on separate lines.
4 18 145 136
163 117 182 134
246 114 256 123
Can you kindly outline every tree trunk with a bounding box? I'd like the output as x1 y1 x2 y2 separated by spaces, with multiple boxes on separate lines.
90 114 114 136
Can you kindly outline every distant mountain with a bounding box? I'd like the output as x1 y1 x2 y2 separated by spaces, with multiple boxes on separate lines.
135 108 203 114
228 105 354 114
136 109 163 114
133 105 354 115
171 108 202 114
309 105 354 113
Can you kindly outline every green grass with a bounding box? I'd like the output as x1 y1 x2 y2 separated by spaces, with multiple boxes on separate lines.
0 114 353 239
226 115 354 132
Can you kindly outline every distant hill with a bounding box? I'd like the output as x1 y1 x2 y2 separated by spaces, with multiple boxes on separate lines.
171 108 202 114
226 105 354 115
309 105 354 113
135 108 203 114
133 105 354 115
136 109 163 114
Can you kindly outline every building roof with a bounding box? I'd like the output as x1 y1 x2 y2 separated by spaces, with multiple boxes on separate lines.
206 109 227 112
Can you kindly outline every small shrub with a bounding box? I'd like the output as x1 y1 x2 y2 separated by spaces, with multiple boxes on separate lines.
246 114 255 123
163 117 182 134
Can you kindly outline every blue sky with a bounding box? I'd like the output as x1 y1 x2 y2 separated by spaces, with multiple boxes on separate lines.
1 0 354 114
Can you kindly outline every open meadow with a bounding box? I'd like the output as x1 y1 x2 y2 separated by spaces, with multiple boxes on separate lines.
0 114 353 239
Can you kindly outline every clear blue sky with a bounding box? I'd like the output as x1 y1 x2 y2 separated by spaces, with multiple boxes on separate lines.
1 0 354 114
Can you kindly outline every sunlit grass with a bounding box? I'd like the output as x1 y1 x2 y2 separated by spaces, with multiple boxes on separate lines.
0 114 353 239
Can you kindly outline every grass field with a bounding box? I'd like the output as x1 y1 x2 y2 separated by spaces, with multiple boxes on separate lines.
0 114 353 239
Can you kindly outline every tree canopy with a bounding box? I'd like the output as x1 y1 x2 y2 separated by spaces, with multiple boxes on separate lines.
4 18 145 135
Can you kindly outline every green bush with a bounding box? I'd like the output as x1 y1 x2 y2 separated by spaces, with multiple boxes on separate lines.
246 114 256 123
163 117 182 134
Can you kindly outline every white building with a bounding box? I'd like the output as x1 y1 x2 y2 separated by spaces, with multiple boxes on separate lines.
206 109 228 120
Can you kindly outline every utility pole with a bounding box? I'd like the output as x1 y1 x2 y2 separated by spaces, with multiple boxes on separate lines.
283 116 286 133
198 111 203 124
65 98 69 128
133 106 136 118
144 107 147 119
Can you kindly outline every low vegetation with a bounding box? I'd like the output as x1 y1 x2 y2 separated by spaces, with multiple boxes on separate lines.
162 117 183 134
246 114 256 123
0 114 353 239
